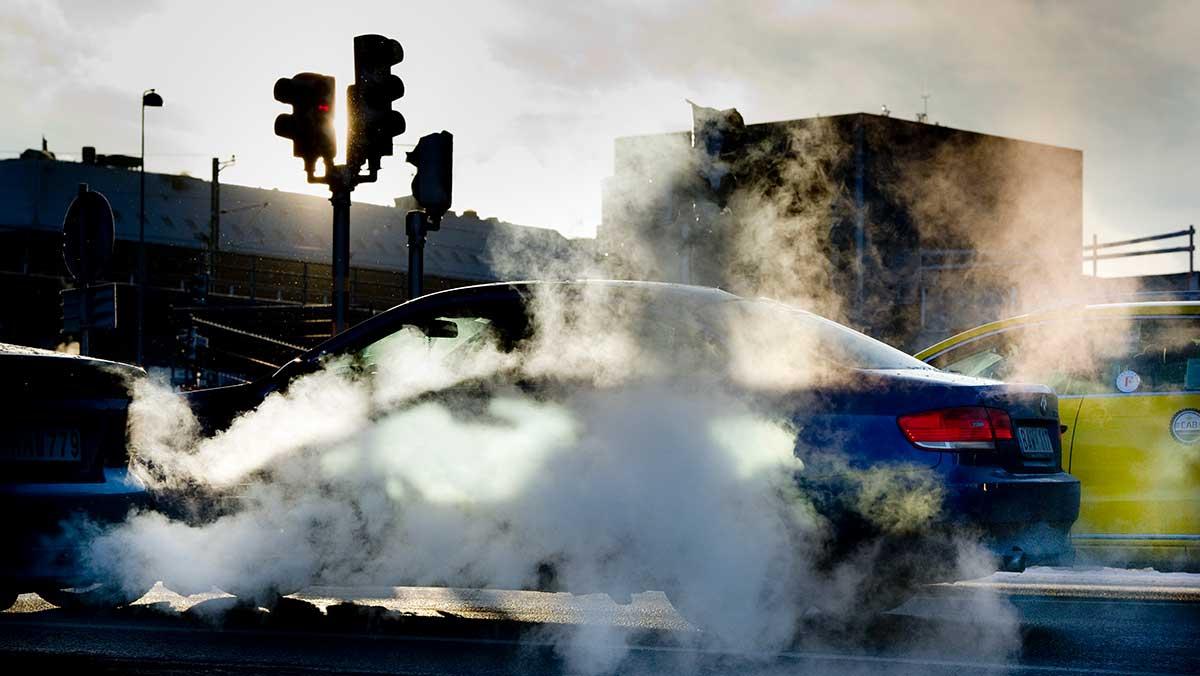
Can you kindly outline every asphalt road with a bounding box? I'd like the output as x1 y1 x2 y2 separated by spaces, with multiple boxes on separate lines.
2 582 1197 675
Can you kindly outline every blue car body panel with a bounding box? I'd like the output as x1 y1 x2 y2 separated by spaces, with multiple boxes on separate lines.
186 281 1080 573
0 346 146 590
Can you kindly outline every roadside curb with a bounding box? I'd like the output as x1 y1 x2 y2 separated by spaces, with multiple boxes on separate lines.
928 580 1200 602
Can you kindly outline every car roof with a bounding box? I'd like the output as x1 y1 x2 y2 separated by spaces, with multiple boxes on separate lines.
914 300 1200 361
294 279 742 366
419 279 741 302
0 341 144 371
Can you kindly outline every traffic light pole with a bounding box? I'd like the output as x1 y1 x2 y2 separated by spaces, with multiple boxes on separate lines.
274 35 409 335
405 211 428 300
318 164 375 335
329 173 353 335
404 131 452 300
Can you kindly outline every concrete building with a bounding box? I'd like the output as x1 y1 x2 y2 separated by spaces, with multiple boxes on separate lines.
0 152 586 383
599 112 1084 350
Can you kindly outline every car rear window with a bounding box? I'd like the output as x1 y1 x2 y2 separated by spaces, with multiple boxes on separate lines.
714 300 933 371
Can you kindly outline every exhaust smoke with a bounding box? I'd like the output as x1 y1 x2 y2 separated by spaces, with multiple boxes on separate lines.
82 283 1019 670
83 106 1047 671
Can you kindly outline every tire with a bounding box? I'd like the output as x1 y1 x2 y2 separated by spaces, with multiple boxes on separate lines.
37 581 151 610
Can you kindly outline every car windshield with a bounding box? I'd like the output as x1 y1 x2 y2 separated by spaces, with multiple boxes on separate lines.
712 299 933 371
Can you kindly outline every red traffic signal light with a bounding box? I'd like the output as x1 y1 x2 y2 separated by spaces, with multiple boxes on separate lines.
273 72 337 174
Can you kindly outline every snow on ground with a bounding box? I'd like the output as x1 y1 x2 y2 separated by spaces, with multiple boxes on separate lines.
933 566 1200 601
982 566 1200 588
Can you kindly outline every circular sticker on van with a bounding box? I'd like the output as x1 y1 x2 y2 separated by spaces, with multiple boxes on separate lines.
1170 409 1200 444
1116 370 1141 393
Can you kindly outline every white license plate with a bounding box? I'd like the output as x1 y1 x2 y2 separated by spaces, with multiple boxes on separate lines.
1017 426 1054 455
0 428 82 462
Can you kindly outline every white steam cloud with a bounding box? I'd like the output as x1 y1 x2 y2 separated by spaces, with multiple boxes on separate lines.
82 282 1016 671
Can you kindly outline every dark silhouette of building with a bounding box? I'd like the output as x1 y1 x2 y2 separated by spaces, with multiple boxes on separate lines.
599 112 1083 350
0 152 586 384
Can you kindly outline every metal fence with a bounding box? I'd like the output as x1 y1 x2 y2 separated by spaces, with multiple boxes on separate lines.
1085 226 1195 277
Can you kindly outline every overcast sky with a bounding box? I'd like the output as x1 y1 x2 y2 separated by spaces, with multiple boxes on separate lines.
3 0 1195 275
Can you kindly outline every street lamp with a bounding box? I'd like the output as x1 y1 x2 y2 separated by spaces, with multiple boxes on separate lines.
137 88 163 366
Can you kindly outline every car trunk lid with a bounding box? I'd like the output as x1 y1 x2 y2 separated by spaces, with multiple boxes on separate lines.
0 349 140 483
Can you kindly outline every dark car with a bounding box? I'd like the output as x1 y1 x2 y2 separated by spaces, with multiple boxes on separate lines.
185 281 1080 606
0 343 151 610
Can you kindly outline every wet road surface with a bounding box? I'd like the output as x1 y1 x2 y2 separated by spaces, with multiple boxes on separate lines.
2 581 1197 675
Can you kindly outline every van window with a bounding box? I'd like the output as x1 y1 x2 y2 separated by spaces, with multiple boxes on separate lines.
933 316 1200 395
1077 317 1200 394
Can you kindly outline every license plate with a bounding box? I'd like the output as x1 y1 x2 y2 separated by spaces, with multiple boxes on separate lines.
0 428 82 462
1017 426 1054 455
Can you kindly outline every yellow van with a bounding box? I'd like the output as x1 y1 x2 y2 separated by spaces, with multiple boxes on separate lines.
916 301 1200 569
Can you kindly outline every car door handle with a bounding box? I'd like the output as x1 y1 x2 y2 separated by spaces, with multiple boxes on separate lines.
1060 424 1069 435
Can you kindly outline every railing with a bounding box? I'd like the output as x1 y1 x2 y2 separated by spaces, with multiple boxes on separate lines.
1085 226 1195 277
153 255 411 311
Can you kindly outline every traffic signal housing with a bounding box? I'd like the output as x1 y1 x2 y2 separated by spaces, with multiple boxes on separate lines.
348 34 405 170
274 72 337 174
406 131 453 222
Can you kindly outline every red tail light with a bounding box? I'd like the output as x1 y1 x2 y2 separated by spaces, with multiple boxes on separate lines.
987 408 1014 440
898 406 1014 450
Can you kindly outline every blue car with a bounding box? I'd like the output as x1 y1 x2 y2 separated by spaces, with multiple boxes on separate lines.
186 281 1080 607
0 344 150 609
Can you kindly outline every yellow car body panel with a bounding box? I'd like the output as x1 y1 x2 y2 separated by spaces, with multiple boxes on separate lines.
916 301 1200 569
1070 393 1200 557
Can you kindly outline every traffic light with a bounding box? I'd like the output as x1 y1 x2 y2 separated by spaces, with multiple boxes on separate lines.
406 131 453 222
348 34 405 169
274 72 337 174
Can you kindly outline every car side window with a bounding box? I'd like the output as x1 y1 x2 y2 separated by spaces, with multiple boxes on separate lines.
360 315 499 370
1073 317 1200 394
335 306 528 406
934 317 1200 396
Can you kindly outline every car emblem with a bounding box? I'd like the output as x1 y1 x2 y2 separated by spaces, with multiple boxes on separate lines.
1170 409 1200 444
1039 396 1048 415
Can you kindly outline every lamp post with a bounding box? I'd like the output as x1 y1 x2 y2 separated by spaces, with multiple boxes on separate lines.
137 88 163 366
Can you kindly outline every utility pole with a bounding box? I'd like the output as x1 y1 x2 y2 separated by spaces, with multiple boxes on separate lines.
208 156 235 281
210 158 219 280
